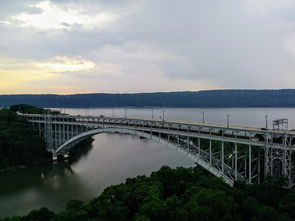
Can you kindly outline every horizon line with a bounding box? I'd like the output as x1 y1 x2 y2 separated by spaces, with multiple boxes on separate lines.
0 88 294 96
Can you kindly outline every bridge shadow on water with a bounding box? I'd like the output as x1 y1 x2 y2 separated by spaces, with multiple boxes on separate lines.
67 137 94 163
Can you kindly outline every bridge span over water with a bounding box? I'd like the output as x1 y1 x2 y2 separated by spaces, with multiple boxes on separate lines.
18 113 295 188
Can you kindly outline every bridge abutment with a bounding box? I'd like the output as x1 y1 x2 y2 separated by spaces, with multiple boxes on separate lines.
52 152 69 162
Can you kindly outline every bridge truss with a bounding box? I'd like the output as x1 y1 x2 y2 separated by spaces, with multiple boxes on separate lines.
20 113 295 188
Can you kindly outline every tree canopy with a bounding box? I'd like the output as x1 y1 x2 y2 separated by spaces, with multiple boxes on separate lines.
0 108 51 169
2 166 295 221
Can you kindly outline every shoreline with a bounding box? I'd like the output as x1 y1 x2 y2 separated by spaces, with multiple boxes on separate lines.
0 161 53 174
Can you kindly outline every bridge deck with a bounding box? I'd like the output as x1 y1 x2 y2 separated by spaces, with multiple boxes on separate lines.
18 112 295 136
132 117 295 135
17 112 295 188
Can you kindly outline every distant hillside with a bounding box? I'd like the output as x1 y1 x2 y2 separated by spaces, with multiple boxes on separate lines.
1 89 295 108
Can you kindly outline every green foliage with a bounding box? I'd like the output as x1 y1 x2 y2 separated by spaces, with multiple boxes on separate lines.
9 104 46 114
21 208 55 221
0 109 51 168
65 200 83 211
4 166 295 221
279 192 295 219
9 104 60 115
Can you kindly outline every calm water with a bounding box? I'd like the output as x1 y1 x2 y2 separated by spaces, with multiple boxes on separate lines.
0 108 294 217
58 107 295 129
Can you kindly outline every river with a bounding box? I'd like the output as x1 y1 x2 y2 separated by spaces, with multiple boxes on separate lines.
0 108 294 217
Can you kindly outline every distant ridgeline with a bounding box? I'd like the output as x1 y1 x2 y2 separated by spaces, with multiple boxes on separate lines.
1 89 295 108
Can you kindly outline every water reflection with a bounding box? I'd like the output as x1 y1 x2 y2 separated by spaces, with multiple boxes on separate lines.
0 133 194 217
3 107 295 217
0 162 83 216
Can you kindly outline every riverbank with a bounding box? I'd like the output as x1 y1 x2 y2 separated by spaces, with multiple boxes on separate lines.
0 137 94 174
0 155 56 174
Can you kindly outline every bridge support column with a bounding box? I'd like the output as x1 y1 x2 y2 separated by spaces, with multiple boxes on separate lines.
38 123 41 136
289 150 295 188
198 138 201 156
64 153 69 161
52 152 69 162
209 140 212 164
235 143 238 181
265 146 269 177
249 145 252 184
187 137 189 149
221 141 224 174
59 124 62 148
63 123 65 144
54 124 57 150
52 149 57 161
258 149 261 184
264 146 293 186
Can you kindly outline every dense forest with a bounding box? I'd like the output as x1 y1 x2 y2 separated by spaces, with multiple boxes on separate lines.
1 166 294 221
1 89 295 108
0 104 94 169
0 107 51 169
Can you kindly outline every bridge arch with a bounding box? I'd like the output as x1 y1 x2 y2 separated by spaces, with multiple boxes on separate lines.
19 112 295 188
55 127 234 186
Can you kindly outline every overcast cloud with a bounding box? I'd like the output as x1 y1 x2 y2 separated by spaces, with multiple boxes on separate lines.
0 0 295 94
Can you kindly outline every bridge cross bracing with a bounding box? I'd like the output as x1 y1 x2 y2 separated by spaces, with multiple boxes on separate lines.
18 113 295 188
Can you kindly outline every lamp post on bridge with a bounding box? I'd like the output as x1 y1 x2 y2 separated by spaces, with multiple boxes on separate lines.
84 108 89 116
202 111 205 123
125 108 127 119
265 114 268 130
227 114 230 128
162 110 166 122
151 108 154 119
112 108 115 118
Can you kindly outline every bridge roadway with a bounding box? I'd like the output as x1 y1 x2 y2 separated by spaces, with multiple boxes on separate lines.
21 113 295 148
19 113 295 188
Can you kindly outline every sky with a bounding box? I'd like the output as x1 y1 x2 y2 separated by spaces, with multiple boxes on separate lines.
0 0 295 94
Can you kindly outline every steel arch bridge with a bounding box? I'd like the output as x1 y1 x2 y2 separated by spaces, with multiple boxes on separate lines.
18 113 295 188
